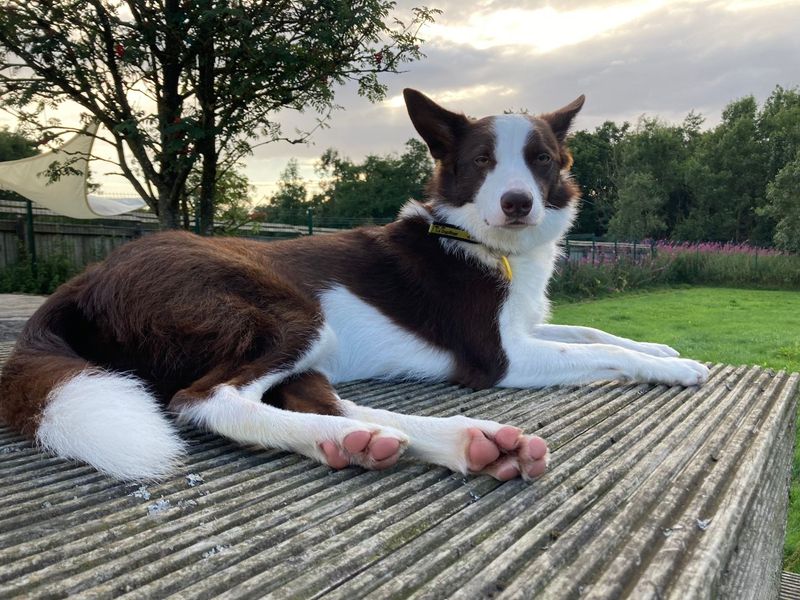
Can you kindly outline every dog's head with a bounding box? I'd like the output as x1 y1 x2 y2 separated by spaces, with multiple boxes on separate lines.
404 88 583 252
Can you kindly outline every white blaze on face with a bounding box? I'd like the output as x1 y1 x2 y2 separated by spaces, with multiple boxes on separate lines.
474 115 544 227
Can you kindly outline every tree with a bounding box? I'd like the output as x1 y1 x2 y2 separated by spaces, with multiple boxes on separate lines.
569 121 628 237
758 85 800 182
185 163 255 232
611 116 696 240
313 138 432 223
254 159 311 225
680 96 770 243
762 151 800 252
0 127 39 202
0 127 37 162
608 171 667 240
0 1 437 231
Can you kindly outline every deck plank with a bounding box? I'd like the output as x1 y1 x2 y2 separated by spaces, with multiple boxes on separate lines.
0 313 797 598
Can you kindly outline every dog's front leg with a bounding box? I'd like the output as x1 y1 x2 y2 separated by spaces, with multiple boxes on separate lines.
500 336 708 388
531 324 679 358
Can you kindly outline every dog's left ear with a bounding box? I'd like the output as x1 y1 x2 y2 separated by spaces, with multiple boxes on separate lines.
541 95 585 143
403 88 470 160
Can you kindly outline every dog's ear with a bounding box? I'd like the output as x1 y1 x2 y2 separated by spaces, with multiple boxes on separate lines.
403 89 469 160
540 95 585 143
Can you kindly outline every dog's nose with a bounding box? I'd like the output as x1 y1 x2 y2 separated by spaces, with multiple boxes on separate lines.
500 191 533 218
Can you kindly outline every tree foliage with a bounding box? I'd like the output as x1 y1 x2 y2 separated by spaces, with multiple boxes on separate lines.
0 0 436 230
0 127 38 162
314 138 432 223
762 151 800 253
569 121 626 236
254 159 312 225
0 127 39 201
184 163 255 232
256 138 433 226
568 84 800 248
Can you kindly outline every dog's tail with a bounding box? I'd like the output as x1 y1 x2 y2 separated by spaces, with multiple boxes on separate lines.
0 291 185 481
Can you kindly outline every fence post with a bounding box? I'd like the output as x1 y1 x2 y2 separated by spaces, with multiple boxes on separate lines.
25 199 37 268
614 240 618 261
650 239 656 259
306 208 314 236
591 238 596 266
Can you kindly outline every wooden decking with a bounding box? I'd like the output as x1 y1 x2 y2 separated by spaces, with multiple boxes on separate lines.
0 295 797 599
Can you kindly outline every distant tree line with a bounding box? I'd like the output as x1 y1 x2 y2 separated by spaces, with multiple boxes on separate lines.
252 138 433 227
260 85 800 251
570 85 800 251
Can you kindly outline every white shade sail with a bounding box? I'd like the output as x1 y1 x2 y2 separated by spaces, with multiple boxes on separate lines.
0 123 146 218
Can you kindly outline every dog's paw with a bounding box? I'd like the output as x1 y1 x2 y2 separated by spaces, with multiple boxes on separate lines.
464 425 549 482
319 427 409 470
644 357 709 387
633 341 680 358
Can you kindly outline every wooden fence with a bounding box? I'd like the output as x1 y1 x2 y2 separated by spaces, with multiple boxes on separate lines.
0 199 342 270
0 199 655 271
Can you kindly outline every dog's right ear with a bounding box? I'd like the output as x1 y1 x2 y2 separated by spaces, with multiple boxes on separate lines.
403 89 469 160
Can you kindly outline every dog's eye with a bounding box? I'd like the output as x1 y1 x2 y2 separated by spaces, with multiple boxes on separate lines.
474 155 490 166
537 153 552 163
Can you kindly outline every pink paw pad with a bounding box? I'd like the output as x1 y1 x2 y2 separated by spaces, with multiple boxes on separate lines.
494 426 522 450
320 440 349 470
320 430 404 471
370 437 401 462
465 426 550 482
343 430 371 454
466 428 501 471
526 436 548 461
493 461 521 481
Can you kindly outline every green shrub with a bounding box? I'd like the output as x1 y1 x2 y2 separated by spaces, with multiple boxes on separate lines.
0 252 77 294
551 246 800 301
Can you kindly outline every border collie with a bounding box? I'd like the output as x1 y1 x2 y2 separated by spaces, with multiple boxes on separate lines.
0 90 708 482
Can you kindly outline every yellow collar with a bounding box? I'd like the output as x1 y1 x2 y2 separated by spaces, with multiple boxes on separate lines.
428 222 513 281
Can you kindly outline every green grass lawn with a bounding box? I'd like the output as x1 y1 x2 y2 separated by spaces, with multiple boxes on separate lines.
550 286 800 571
552 286 800 372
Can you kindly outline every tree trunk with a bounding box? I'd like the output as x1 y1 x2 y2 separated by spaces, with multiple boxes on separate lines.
196 2 216 236
157 186 181 229
156 0 187 230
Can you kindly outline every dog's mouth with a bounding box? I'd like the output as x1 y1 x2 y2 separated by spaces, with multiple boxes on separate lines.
483 217 536 230
501 220 530 229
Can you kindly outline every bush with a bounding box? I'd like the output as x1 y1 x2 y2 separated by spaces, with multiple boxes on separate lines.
551 242 800 301
0 252 77 294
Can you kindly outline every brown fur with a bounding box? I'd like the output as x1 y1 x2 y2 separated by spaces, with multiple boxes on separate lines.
263 371 341 415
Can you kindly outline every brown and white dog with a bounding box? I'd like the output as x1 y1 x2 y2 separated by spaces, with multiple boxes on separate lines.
0 90 708 482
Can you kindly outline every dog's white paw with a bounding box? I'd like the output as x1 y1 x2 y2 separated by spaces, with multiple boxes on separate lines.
319 426 409 470
644 357 709 387
634 341 681 358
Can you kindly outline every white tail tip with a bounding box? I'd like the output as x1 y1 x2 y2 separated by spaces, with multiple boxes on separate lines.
36 371 186 481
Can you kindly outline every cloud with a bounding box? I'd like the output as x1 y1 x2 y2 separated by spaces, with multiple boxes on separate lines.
424 1 671 53
383 84 517 109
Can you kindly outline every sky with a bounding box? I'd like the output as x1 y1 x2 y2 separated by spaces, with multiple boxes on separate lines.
246 0 800 199
3 0 800 201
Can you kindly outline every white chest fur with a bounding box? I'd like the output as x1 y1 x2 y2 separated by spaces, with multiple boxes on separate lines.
318 285 455 384
500 242 560 336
